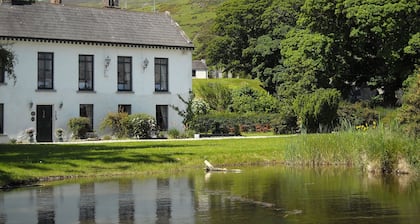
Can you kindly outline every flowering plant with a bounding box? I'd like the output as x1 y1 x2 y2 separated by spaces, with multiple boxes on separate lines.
25 127 35 135
55 128 64 136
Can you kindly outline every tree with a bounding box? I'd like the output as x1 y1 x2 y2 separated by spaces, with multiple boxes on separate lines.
206 0 272 74
170 92 211 129
277 29 333 99
293 88 341 133
243 0 304 93
298 0 420 106
0 45 16 84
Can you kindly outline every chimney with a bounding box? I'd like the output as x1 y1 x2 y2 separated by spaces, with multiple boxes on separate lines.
103 0 119 8
50 0 61 4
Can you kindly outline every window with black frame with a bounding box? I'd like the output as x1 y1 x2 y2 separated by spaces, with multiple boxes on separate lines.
79 55 94 91
118 104 131 115
38 52 54 89
80 104 94 131
0 104 3 134
117 56 132 91
0 64 5 83
154 58 168 92
156 105 168 131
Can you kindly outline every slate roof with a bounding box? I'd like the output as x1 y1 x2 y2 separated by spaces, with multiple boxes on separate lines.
0 2 194 49
192 60 208 70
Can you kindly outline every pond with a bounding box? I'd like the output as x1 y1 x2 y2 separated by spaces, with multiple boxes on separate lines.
0 166 418 224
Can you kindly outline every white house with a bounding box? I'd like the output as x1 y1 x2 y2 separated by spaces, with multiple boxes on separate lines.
0 0 194 142
192 59 208 79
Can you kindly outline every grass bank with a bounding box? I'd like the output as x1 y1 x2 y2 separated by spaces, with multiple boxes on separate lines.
0 137 290 187
1 130 418 188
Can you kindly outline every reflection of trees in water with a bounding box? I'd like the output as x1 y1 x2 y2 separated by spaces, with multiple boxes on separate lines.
79 183 95 224
119 180 135 224
37 187 55 223
156 178 171 224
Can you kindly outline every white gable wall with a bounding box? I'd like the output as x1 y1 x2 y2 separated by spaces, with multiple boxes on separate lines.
0 41 192 141
193 70 208 79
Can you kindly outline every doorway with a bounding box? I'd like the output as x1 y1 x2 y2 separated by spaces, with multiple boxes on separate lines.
36 105 53 142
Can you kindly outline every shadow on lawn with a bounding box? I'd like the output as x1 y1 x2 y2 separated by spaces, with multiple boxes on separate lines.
0 142 199 186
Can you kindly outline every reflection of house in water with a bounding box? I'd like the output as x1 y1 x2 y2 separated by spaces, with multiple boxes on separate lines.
79 183 95 223
119 180 135 223
0 194 5 223
0 178 195 223
37 187 55 223
156 178 171 223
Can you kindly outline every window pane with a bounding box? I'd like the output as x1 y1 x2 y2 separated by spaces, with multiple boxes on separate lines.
118 104 131 115
118 56 132 91
156 105 168 131
154 58 168 91
79 55 94 90
0 104 3 134
80 104 94 131
38 52 53 89
1 61 6 83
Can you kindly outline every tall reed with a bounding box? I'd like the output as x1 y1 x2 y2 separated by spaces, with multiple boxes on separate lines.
284 124 419 174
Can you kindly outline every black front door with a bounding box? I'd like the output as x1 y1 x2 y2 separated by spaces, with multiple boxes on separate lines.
36 105 53 142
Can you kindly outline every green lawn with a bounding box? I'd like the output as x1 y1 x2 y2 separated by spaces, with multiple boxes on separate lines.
1 130 418 187
0 136 290 186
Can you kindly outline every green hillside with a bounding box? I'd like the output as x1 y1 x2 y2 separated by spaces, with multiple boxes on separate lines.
193 78 265 92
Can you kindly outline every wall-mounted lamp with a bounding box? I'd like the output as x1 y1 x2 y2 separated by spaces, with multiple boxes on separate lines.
105 56 111 70
59 101 63 109
29 101 33 109
142 58 149 70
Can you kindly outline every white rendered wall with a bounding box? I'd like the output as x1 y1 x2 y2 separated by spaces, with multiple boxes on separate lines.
0 41 192 141
194 70 208 79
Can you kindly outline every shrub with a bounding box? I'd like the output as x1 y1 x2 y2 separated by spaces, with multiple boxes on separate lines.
100 112 129 138
67 117 91 139
230 86 281 113
397 70 420 138
271 110 298 134
190 112 297 135
195 82 232 111
337 101 379 130
293 88 341 133
126 113 157 139
167 128 181 139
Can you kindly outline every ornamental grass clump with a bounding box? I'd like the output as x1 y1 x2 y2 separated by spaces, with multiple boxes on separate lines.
100 112 129 138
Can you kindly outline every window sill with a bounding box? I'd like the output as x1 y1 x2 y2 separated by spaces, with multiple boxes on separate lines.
154 91 171 94
77 90 96 93
36 89 56 92
116 90 135 94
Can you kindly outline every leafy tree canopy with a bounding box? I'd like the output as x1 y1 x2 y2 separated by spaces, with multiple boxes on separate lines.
0 44 16 83
207 0 420 106
296 0 420 105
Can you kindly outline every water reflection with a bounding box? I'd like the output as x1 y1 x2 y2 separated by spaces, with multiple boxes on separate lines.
0 193 5 223
37 187 55 223
79 183 95 224
0 167 418 224
119 180 134 224
156 179 171 224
